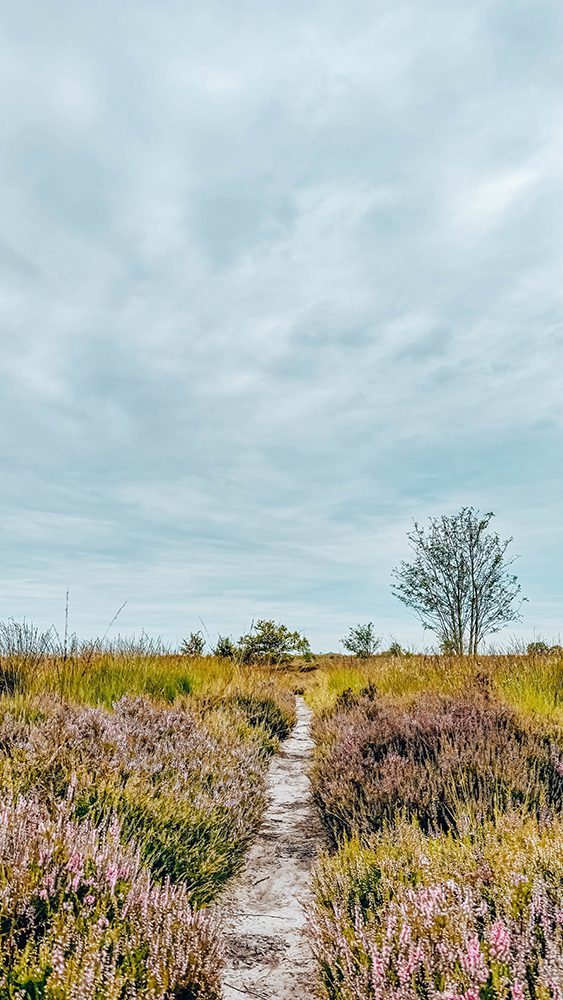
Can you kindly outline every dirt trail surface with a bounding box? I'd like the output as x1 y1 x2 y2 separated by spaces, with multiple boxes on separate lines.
220 695 321 1000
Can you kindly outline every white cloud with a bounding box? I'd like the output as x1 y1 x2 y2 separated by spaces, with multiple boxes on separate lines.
0 0 561 648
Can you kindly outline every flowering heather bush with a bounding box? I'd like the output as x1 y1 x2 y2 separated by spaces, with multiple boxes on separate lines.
0 795 221 998
0 695 274 904
311 691 562 845
311 817 563 1000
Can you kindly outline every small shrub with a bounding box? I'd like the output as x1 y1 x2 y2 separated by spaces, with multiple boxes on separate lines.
334 683 378 711
233 694 295 741
213 635 236 658
341 623 381 658
527 640 563 658
527 640 551 656
238 620 310 665
386 640 404 657
312 691 563 845
180 632 206 656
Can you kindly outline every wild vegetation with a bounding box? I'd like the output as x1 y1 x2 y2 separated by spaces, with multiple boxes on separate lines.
0 566 561 998
306 653 563 1000
0 631 295 998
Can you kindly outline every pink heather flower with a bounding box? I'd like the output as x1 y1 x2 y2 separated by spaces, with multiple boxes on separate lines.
67 853 84 874
461 936 488 983
488 919 511 963
398 919 412 949
398 944 422 986
84 894 95 906
511 982 525 1000
44 872 56 894
105 864 119 891
65 772 78 800
369 946 385 987
463 990 480 1000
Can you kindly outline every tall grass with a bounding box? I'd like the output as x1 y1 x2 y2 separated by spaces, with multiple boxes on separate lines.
302 652 563 722
495 655 563 724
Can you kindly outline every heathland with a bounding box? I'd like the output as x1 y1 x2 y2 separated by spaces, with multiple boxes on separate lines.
0 627 560 998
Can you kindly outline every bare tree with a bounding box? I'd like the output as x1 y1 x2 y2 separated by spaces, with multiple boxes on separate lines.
391 507 525 654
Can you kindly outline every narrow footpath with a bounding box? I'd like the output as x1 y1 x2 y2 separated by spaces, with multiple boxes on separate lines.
221 695 321 1000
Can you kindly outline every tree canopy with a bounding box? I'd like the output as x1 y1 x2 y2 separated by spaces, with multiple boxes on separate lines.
391 507 525 654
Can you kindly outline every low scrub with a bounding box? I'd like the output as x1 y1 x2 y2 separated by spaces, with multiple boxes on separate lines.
309 678 562 997
0 795 221 998
312 816 563 1000
311 690 562 845
0 695 273 905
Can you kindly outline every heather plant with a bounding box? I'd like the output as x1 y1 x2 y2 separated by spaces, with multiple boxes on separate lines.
0 795 221 997
311 816 563 1000
0 695 276 904
311 690 562 845
308 657 563 998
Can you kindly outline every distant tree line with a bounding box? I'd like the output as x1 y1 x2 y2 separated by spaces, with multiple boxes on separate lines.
181 506 534 661
181 620 311 665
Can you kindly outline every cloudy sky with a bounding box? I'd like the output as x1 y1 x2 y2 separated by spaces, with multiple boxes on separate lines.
0 1 561 650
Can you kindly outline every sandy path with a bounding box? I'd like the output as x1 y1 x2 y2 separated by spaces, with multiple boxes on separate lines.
220 695 321 999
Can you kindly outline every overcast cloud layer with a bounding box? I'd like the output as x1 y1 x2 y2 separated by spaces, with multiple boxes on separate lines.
0 0 561 650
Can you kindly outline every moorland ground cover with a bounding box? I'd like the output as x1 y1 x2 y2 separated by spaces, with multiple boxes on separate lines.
0 644 294 998
306 655 563 1000
0 635 560 999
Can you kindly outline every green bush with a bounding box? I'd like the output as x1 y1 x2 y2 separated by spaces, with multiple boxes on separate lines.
213 635 236 658
233 694 295 741
238 620 310 664
180 632 206 656
341 623 381 658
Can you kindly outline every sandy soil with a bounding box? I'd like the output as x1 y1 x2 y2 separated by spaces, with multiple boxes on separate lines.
220 695 321 999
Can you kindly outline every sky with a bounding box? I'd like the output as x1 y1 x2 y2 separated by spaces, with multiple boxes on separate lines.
0 0 561 652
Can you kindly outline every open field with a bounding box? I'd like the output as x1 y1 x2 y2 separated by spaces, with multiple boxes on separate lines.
0 643 560 997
